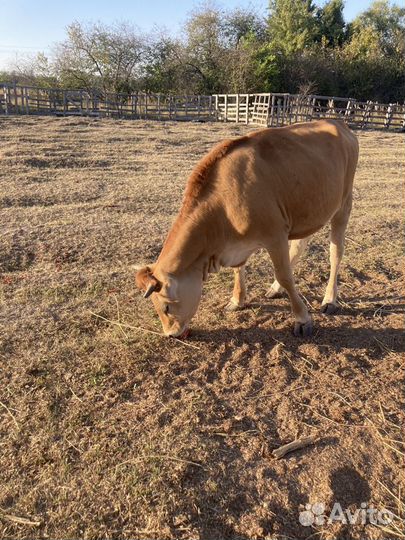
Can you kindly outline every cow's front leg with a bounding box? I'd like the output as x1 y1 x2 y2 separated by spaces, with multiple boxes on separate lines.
267 238 312 337
267 237 309 298
226 265 247 311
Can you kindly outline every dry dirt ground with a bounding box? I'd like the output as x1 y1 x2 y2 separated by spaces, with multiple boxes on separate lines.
0 116 404 540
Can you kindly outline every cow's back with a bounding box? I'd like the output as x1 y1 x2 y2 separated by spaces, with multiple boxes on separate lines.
213 120 358 240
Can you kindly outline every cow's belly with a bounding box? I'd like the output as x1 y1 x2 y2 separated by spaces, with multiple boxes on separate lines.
219 241 260 267
288 201 341 239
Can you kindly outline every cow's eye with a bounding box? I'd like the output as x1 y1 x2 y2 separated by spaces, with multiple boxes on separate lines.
164 304 169 315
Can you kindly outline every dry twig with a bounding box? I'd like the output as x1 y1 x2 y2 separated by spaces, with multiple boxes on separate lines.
89 311 201 350
272 434 319 459
0 511 41 527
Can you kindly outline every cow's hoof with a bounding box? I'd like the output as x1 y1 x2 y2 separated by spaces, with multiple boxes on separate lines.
225 300 244 312
321 303 338 315
266 288 284 299
293 320 313 337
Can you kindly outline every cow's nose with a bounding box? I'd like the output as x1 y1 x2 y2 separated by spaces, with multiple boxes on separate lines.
167 327 190 339
177 328 190 340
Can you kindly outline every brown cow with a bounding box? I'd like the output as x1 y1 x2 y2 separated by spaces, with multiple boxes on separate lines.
136 119 359 338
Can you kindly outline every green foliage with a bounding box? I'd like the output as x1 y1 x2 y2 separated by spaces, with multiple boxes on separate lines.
142 36 182 93
337 0 405 101
315 0 346 46
268 0 318 55
253 43 281 92
264 0 405 101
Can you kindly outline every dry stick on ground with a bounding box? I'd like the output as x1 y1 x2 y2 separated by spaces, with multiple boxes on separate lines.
272 435 319 459
0 510 41 527
89 311 201 350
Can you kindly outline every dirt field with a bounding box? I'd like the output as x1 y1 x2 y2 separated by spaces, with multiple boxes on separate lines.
0 116 404 540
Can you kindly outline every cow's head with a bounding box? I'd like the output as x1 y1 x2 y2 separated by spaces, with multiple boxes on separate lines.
135 265 202 338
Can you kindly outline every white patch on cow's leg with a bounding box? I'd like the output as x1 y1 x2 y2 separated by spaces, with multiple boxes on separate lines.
226 265 246 311
266 238 309 299
266 279 284 298
321 198 352 314
267 238 312 336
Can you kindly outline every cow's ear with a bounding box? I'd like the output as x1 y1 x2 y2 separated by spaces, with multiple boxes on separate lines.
135 266 161 298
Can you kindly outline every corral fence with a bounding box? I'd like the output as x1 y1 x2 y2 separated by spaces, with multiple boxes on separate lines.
214 93 405 131
1 83 404 131
0 84 216 122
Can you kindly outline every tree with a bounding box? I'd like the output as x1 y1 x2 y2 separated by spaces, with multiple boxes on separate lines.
182 5 226 93
221 9 268 92
54 21 146 94
222 7 267 46
315 0 346 46
268 0 318 55
142 33 184 93
350 0 405 56
338 0 405 101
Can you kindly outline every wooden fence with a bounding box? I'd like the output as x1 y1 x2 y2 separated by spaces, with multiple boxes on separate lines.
214 93 405 131
0 84 216 122
1 83 404 131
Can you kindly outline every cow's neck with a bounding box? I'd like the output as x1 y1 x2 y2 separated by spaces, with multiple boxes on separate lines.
156 205 226 276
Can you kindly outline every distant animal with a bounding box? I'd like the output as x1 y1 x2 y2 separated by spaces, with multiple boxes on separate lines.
135 119 359 338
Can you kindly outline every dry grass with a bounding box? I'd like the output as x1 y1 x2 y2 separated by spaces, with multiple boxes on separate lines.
0 116 404 540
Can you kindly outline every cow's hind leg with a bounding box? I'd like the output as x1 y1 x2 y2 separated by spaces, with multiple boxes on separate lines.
321 198 352 314
267 237 310 298
267 237 312 337
226 265 247 311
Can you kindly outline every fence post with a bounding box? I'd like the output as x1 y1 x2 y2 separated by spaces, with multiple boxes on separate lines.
384 104 393 129
402 104 405 131
25 87 30 114
210 96 215 120
4 85 9 115
224 94 228 122
275 98 280 126
13 82 17 113
344 99 352 119
361 100 372 129
20 85 25 112
1 86 5 114
196 95 200 120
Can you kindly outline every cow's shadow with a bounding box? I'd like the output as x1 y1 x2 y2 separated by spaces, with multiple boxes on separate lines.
202 283 403 356
197 323 404 352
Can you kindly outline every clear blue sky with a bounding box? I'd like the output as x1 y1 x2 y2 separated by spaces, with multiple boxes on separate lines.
0 0 393 69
